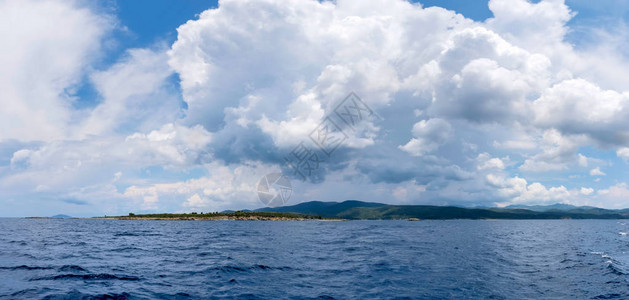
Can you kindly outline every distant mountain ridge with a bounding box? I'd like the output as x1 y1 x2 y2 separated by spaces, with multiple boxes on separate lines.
506 203 595 211
254 201 629 220
256 200 386 216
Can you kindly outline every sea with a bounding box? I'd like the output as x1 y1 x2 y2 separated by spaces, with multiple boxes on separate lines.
0 219 628 299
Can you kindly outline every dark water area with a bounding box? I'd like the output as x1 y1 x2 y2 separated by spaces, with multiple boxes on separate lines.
1 219 628 299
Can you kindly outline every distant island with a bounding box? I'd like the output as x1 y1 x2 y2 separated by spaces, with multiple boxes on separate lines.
26 214 73 219
91 200 629 221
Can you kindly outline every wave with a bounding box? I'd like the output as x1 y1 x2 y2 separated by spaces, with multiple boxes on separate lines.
114 232 162 237
204 264 293 273
31 273 140 281
210 265 246 272
111 246 147 252
0 265 89 272
8 240 28 246
41 291 134 300
0 265 53 271
58 265 88 272
150 292 192 299
196 251 220 257
590 252 629 275
606 262 628 276
593 293 624 299
5 288 54 298
153 292 197 299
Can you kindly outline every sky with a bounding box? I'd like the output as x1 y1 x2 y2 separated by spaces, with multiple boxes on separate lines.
1 0 628 217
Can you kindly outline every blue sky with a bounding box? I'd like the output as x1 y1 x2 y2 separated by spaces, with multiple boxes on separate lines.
1 0 628 217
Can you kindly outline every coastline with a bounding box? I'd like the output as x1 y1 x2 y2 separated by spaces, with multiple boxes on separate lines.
93 216 345 221
87 211 344 221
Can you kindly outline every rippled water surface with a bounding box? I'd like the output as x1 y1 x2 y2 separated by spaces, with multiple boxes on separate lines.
1 219 628 299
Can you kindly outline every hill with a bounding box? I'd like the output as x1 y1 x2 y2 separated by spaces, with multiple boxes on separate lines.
256 201 629 220
51 214 72 219
255 200 386 217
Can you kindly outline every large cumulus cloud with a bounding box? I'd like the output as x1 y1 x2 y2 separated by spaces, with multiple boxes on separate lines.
163 0 628 206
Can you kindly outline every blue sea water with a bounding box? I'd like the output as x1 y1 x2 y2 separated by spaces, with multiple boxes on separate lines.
0 219 628 299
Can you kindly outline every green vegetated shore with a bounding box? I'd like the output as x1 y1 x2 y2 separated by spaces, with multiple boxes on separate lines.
96 211 342 221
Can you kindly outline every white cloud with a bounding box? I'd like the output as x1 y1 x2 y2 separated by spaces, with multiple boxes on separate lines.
580 187 594 196
256 92 326 148
183 194 209 209
589 167 606 176
124 123 212 166
486 0 573 54
476 153 507 170
578 153 588 167
429 27 550 124
399 118 452 156
617 147 629 161
161 0 629 209
80 48 180 137
167 0 472 138
1 123 212 203
0 0 113 141
486 173 574 205
123 162 272 212
519 129 584 172
595 183 629 208
533 79 629 146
